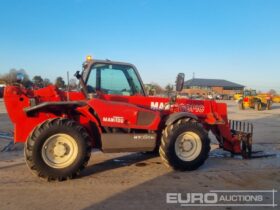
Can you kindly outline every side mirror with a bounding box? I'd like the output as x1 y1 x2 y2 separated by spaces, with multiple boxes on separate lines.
74 71 81 79
16 73 24 83
74 70 88 98
175 73 185 92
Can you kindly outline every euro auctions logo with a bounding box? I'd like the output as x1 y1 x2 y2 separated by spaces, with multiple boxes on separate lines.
166 190 277 207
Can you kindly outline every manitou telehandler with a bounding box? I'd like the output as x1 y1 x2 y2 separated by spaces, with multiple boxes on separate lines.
238 89 272 111
4 56 254 181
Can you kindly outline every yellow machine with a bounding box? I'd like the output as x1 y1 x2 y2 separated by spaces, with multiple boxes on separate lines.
233 93 243 101
238 90 272 111
272 95 280 103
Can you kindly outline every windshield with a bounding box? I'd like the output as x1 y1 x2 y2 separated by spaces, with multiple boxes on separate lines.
244 90 257 96
86 63 145 96
251 90 257 96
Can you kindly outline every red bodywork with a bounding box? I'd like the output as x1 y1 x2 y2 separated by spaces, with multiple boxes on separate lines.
4 84 241 154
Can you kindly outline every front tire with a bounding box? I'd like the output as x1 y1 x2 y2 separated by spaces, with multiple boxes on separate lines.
238 102 244 110
254 102 262 111
159 122 210 171
24 118 92 181
266 101 272 110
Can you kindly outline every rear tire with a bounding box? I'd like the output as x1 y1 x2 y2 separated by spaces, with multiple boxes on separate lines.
159 122 210 171
238 102 244 110
254 102 262 111
24 118 92 181
266 101 272 110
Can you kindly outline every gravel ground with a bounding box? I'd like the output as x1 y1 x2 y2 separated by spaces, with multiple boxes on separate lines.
0 99 279 210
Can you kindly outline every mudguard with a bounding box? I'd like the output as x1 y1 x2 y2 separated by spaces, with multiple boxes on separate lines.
165 112 198 126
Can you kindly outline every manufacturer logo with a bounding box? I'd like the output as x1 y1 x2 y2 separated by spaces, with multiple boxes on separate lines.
166 190 277 207
151 102 170 110
185 104 205 113
150 101 205 113
102 116 124 123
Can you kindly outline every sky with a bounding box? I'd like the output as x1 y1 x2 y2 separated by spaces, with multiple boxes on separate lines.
0 0 279 92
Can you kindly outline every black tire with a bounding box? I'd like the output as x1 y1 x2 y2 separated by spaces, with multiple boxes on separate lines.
159 121 210 171
266 101 272 110
254 102 262 111
238 102 244 110
24 118 92 181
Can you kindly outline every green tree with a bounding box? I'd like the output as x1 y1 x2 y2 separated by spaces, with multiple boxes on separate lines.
165 84 174 97
55 77 66 89
151 83 164 95
43 78 52 87
32 75 44 88
268 89 277 95
145 83 164 96
68 78 78 90
0 69 32 87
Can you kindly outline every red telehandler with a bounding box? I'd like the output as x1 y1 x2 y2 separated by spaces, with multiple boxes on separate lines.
4 56 253 181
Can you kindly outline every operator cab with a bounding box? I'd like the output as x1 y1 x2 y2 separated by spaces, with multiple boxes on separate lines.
80 57 146 97
76 56 185 101
244 90 257 97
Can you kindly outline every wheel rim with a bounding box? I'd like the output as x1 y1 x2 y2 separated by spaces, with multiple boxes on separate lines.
175 131 202 161
41 134 78 169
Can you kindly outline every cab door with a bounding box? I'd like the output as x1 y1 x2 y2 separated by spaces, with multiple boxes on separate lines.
85 62 146 103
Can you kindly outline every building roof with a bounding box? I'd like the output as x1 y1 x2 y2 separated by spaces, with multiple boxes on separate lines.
184 78 244 88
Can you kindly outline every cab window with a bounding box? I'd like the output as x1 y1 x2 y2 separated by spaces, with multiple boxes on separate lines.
86 63 144 96
100 68 131 95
